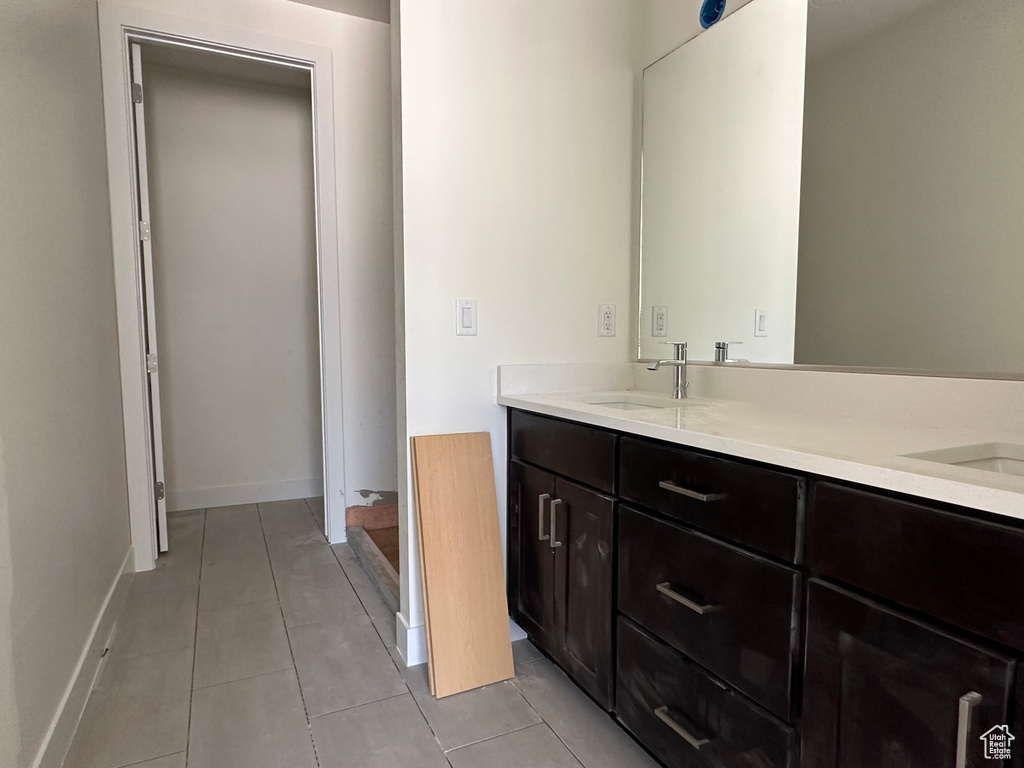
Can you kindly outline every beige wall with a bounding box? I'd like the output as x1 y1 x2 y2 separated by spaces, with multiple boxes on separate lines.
795 0 1024 373
0 0 132 765
143 61 323 509
394 0 639 662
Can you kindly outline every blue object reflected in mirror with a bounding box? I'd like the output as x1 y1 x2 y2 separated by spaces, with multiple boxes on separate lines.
699 0 727 28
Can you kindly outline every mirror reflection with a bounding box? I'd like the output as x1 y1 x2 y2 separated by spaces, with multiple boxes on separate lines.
638 0 1024 376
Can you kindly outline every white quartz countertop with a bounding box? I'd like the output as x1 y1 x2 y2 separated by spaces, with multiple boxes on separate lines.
497 389 1024 522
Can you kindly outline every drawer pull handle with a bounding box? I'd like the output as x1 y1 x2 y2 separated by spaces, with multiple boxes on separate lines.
653 706 711 750
956 691 982 768
538 494 550 541
550 499 563 548
659 480 727 503
656 582 718 614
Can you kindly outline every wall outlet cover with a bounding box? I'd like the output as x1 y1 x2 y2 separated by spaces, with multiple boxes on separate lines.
652 306 668 337
599 304 616 337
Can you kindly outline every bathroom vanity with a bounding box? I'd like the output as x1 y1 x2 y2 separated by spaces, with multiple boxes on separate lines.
502 381 1024 768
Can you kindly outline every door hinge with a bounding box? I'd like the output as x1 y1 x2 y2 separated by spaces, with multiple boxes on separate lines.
132 82 143 104
146 353 158 373
139 220 150 241
155 481 165 501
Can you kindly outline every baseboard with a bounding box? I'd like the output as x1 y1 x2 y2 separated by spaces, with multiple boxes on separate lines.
509 618 527 642
167 477 323 511
396 611 428 667
32 546 134 768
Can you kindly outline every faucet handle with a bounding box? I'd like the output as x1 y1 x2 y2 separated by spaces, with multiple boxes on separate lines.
714 341 744 363
660 341 688 360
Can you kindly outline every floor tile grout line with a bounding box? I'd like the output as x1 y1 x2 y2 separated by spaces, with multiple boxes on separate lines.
257 501 322 768
194 596 281 617
183 509 207 768
306 690 411 722
440 720 559 757
508 664 622 768
327 542 396 649
115 748 188 768
190 664 297 693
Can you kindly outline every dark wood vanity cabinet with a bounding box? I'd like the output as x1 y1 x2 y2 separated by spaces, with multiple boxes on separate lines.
618 506 799 719
508 412 617 708
506 409 1024 768
801 580 1015 768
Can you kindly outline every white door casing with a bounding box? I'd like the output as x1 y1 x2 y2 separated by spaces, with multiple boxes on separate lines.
98 4 347 570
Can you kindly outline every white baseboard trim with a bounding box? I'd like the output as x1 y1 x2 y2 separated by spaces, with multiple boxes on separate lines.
32 546 134 768
509 617 527 642
327 500 347 545
396 611 428 667
167 477 323 511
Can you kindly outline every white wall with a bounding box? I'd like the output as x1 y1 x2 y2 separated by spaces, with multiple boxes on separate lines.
638 0 807 364
0 0 132 765
113 0 397 511
143 61 323 510
393 0 638 663
637 0 756 68
794 0 1024 373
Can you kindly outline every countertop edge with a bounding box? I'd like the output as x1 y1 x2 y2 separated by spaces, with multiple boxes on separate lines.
498 394 1024 523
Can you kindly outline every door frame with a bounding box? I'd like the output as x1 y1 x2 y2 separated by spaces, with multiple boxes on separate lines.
98 3 346 571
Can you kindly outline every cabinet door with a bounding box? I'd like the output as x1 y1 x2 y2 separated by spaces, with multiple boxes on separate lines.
802 580 1015 768
552 477 615 709
510 460 557 654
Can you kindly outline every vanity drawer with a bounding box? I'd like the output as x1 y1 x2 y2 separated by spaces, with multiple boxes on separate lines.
618 506 799 719
809 482 1024 652
619 436 803 562
616 616 797 768
510 410 617 493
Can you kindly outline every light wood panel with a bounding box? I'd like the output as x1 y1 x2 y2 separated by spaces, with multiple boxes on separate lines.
411 432 514 698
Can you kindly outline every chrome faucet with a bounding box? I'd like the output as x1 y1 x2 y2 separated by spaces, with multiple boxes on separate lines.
648 341 688 399
714 341 746 363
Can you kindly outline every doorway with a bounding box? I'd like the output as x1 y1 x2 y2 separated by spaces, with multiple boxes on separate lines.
133 43 325 550
100 12 347 571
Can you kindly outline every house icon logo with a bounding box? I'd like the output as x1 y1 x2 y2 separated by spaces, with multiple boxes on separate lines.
980 725 1015 760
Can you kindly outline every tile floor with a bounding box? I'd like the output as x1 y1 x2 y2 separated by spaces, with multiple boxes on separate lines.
63 499 657 768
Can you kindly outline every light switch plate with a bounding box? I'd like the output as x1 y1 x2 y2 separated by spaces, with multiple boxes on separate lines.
754 309 768 337
456 299 477 336
598 304 616 337
652 306 668 337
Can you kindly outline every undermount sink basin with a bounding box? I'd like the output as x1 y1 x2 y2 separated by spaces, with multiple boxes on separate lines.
903 443 1024 478
570 393 674 410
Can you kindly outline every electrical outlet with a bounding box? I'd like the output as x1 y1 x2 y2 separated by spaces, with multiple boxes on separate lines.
754 309 768 337
598 304 616 337
652 306 668 337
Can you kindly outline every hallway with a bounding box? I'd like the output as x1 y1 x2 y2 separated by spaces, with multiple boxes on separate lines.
63 500 655 768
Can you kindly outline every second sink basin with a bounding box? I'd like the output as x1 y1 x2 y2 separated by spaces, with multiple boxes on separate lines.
904 443 1024 478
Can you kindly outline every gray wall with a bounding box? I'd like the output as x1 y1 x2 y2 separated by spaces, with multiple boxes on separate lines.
0 0 131 765
143 62 323 508
795 0 1024 373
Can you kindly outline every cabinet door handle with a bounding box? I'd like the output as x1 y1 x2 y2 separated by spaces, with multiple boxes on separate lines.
956 691 982 768
656 582 718 614
659 480 727 503
549 499 563 548
653 706 711 750
537 494 550 541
